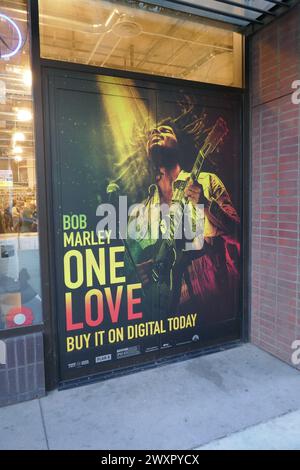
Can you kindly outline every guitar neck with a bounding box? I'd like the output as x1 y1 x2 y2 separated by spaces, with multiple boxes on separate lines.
166 146 209 245
167 117 228 243
190 149 205 182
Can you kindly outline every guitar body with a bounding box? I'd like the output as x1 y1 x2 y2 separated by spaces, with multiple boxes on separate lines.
127 237 177 319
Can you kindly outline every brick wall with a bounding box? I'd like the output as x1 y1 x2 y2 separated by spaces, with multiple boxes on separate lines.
0 333 45 407
250 5 300 368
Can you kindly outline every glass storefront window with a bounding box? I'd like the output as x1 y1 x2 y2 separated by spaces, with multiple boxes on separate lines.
39 0 243 88
0 0 43 330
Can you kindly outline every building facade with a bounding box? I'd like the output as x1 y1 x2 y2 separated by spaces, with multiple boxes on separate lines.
0 0 299 406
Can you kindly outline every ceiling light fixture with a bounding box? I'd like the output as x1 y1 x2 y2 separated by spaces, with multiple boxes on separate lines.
12 131 25 142
23 69 32 87
112 15 142 38
16 109 32 121
13 146 23 154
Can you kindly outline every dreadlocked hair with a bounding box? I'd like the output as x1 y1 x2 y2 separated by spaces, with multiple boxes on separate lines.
111 95 209 204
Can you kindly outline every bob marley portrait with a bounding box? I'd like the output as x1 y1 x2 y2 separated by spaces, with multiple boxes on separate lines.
107 97 241 320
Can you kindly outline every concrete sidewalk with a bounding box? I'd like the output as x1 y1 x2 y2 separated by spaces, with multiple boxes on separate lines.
0 344 300 450
197 409 300 450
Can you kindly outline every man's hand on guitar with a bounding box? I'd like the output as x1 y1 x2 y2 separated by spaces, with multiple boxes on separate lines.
136 259 154 286
184 179 207 206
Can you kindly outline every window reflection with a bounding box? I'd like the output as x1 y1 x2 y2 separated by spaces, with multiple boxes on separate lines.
39 0 243 87
0 0 42 330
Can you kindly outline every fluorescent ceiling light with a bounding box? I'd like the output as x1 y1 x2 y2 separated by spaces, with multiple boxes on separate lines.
16 109 32 121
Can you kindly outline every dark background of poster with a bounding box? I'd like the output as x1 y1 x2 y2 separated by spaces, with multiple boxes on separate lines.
44 69 243 383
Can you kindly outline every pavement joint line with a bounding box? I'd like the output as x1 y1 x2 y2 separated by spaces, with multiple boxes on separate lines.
191 407 299 450
38 398 50 450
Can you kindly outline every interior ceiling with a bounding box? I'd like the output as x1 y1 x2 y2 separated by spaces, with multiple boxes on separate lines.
39 0 242 85
0 1 33 169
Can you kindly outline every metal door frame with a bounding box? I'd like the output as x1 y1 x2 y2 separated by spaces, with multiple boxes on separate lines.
29 0 250 391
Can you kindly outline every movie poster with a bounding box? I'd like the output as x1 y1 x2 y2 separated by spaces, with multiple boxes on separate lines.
46 71 242 383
